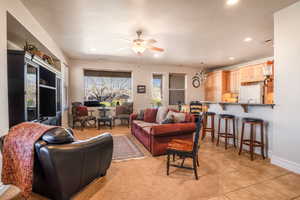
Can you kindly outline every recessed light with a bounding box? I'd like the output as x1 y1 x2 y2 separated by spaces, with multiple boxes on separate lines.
229 57 235 60
244 37 253 42
227 0 239 5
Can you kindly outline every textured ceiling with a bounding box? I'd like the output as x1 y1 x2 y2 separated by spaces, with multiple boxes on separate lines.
20 0 299 68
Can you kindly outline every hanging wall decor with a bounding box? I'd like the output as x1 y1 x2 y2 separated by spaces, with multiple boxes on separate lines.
192 70 207 88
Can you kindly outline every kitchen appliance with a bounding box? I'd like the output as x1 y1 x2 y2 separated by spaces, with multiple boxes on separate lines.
239 84 263 104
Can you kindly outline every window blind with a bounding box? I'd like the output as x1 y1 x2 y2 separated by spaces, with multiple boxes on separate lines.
84 70 131 78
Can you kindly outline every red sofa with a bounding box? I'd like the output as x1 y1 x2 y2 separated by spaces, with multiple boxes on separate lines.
130 109 196 156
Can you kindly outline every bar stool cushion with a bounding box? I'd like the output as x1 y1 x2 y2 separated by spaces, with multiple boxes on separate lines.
219 114 235 119
205 112 216 116
242 117 263 123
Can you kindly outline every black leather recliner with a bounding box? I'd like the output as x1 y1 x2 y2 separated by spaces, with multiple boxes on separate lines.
0 127 113 200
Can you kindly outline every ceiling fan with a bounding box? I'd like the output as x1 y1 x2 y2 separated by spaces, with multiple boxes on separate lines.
124 30 164 55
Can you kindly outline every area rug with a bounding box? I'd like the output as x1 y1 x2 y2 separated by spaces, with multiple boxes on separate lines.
112 135 145 161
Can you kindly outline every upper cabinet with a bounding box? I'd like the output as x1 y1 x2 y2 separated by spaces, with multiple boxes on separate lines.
240 64 265 83
204 70 229 102
229 69 240 94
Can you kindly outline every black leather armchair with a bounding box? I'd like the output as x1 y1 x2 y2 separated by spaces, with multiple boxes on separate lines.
0 127 113 200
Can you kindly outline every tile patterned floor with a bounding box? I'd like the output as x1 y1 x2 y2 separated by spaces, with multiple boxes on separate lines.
1 126 300 200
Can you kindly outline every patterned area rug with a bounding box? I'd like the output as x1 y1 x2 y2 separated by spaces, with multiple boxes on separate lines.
113 135 145 161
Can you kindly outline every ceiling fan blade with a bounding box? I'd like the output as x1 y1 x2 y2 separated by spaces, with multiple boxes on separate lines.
146 39 157 44
149 46 164 52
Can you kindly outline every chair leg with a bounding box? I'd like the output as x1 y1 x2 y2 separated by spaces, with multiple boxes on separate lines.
250 124 254 161
197 154 200 167
211 115 215 142
167 154 170 176
217 118 221 146
233 118 237 148
181 158 185 167
173 153 175 162
193 156 198 180
81 121 85 131
225 119 228 149
239 122 245 155
260 122 265 159
201 115 207 140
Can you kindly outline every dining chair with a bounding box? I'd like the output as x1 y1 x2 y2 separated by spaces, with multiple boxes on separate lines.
166 113 202 180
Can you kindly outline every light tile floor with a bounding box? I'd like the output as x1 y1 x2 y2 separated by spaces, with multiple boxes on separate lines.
1 126 300 200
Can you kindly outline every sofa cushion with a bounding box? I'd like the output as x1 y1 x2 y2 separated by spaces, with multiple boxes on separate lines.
161 117 174 124
132 120 158 134
151 123 196 136
156 106 169 124
144 108 158 123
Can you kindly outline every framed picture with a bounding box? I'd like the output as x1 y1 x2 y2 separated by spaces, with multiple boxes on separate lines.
137 85 146 93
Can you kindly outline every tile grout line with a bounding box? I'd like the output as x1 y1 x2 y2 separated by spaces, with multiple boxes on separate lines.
223 171 292 196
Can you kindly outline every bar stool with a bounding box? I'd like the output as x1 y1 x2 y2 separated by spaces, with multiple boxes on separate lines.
201 112 216 142
217 114 236 149
239 117 265 161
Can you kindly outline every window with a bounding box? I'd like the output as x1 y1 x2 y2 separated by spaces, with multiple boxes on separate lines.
84 70 132 105
169 73 186 105
152 74 163 106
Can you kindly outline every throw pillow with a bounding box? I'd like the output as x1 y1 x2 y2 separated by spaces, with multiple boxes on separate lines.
156 106 169 124
136 109 145 120
144 108 158 123
165 111 186 123
161 115 174 124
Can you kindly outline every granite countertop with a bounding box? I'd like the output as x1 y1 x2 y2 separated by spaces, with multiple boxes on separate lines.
197 101 275 113
199 101 275 106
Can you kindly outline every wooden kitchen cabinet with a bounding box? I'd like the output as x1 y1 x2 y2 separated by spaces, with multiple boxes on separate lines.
204 70 229 102
204 61 274 104
240 64 265 83
229 69 240 93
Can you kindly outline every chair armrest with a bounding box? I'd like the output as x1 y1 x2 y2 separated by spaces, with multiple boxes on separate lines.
151 123 196 136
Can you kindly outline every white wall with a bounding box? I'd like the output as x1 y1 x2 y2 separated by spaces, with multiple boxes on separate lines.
272 1 300 173
69 59 204 112
0 0 68 135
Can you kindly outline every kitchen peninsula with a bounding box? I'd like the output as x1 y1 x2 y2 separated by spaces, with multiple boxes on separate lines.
199 58 275 158
199 101 275 113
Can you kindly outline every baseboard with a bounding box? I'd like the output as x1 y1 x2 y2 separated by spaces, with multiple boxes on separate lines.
271 155 300 174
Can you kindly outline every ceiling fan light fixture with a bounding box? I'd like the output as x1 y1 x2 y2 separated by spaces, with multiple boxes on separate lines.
227 0 239 5
132 44 146 54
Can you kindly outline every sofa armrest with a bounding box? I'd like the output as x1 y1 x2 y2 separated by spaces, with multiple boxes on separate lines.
151 123 196 136
130 113 138 122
